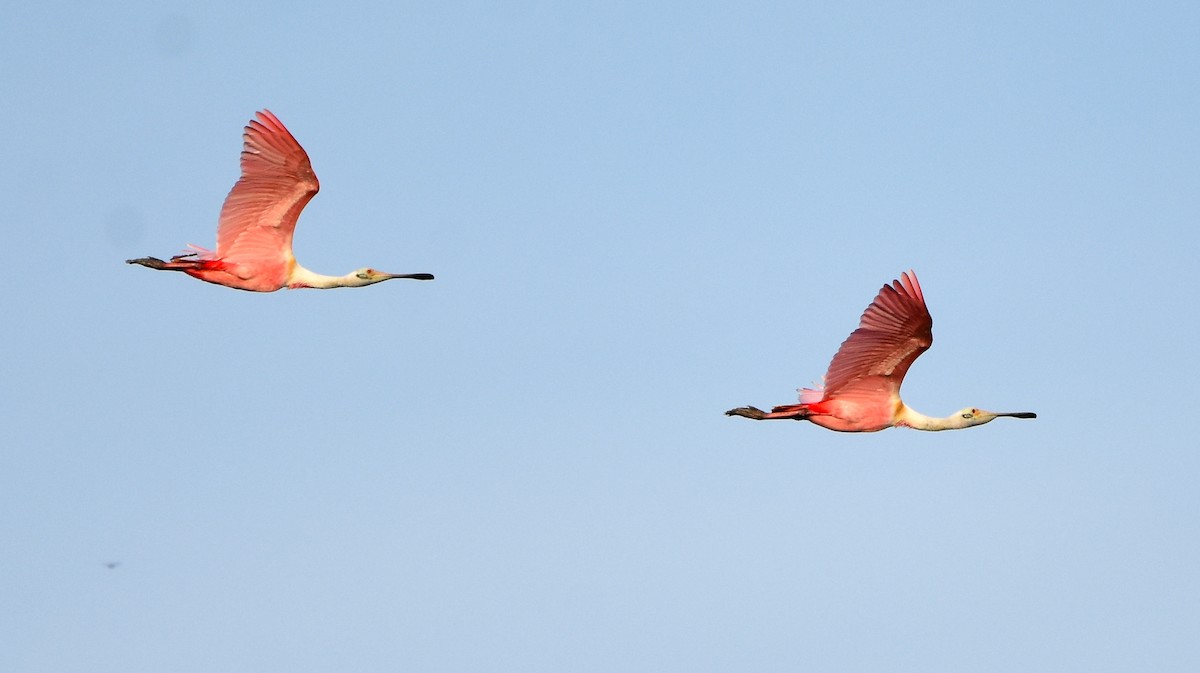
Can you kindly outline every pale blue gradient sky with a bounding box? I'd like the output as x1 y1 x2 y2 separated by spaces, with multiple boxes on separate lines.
2 1 1198 671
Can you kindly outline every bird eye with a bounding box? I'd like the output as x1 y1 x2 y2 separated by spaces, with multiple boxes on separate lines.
961 413 973 419
356 271 370 280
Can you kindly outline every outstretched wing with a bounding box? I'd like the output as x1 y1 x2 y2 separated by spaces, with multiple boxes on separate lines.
820 270 933 399
215 110 319 266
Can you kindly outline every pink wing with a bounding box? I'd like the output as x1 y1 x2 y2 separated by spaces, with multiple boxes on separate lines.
818 270 933 401
214 110 319 266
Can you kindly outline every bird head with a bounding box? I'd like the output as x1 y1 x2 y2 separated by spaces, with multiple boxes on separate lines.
351 268 396 286
349 268 435 286
954 407 1037 428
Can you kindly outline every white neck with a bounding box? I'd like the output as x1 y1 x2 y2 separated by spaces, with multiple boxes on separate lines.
287 265 363 289
895 405 969 432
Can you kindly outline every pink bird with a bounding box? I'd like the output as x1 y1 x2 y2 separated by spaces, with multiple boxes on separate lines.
127 110 433 291
726 271 1036 432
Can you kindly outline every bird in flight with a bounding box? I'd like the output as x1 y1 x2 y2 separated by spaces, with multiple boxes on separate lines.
127 110 433 291
726 270 1036 432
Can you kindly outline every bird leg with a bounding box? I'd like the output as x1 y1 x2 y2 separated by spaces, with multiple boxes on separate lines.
126 256 169 269
725 405 811 421
126 256 204 272
725 406 768 420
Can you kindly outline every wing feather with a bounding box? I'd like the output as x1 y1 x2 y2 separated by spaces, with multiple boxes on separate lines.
820 270 933 399
215 110 319 266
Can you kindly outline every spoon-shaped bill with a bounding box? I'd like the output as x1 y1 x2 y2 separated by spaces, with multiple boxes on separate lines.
383 272 434 281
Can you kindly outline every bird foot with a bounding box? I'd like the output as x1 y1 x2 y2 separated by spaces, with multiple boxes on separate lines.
725 405 767 420
126 256 168 269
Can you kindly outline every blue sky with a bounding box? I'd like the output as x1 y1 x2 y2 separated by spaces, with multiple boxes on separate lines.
2 1 1198 671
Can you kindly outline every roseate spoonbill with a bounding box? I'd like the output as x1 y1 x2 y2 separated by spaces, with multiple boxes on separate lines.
726 271 1036 432
127 110 433 291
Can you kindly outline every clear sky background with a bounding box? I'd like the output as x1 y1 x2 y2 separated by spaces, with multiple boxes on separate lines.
2 1 1197 671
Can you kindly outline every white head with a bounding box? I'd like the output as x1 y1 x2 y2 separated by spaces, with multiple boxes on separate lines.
952 407 1037 429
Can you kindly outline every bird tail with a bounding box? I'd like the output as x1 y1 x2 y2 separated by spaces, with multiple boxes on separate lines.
725 403 812 420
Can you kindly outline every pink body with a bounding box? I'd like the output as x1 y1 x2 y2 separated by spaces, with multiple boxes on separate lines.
753 272 929 432
156 111 319 292
770 397 904 433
